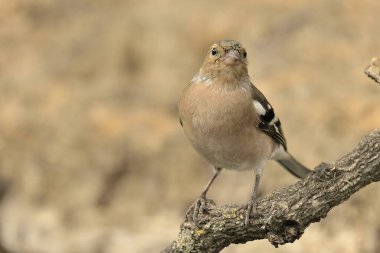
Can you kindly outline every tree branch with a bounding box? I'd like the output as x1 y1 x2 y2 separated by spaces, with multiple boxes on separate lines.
163 129 380 253
163 59 380 252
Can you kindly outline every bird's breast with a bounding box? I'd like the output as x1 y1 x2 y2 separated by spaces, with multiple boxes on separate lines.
180 83 255 133
179 83 274 170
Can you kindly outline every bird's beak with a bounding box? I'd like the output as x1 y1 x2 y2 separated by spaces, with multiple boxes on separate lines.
223 49 241 65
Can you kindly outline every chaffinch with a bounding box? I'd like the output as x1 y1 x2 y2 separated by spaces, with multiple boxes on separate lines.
178 40 311 225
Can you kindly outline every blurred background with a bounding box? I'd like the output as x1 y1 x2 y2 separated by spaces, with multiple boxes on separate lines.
0 0 379 252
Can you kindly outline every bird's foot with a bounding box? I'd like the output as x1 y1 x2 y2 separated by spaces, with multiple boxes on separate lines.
245 199 257 226
185 194 208 224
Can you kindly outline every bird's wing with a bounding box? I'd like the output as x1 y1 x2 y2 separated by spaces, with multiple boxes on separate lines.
250 83 287 150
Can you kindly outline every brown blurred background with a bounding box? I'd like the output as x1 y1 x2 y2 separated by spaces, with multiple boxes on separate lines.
0 0 379 252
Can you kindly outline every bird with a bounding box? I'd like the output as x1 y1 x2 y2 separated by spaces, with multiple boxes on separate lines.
178 39 311 225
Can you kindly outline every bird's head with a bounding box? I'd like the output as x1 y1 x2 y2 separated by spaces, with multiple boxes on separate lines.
199 40 249 82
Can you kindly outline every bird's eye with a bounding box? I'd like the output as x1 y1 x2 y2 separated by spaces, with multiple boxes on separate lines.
243 51 247 58
211 48 218 56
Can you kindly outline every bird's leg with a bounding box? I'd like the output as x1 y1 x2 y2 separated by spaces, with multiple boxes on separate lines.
195 167 221 214
188 167 222 223
245 173 261 225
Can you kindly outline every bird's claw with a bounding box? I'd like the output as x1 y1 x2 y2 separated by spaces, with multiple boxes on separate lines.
185 194 208 224
245 199 256 226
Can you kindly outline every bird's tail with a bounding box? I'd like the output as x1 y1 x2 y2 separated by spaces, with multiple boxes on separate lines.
276 154 311 179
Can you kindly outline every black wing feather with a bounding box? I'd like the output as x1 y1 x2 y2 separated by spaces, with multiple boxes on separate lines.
250 83 287 150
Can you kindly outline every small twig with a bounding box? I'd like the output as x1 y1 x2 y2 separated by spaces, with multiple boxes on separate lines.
364 57 380 84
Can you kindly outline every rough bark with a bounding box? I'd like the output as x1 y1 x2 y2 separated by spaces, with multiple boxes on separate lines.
163 59 380 252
